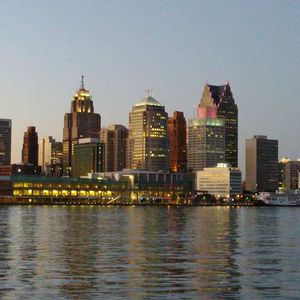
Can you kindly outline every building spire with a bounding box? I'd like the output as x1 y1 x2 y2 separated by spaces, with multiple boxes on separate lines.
81 75 85 89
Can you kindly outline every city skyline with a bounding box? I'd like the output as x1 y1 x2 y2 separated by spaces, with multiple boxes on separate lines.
0 1 299 171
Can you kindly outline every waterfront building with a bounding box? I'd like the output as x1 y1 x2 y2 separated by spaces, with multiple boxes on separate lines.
245 135 278 192
127 95 168 171
72 138 105 178
38 136 63 176
187 118 225 172
100 124 128 172
62 76 101 176
278 158 300 191
198 83 238 167
0 175 130 202
87 169 194 202
196 163 242 198
167 111 187 172
22 126 38 167
0 119 12 165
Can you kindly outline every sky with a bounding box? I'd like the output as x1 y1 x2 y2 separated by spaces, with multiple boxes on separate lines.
0 0 299 172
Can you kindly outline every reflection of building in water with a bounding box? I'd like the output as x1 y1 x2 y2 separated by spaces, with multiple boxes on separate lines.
191 208 241 297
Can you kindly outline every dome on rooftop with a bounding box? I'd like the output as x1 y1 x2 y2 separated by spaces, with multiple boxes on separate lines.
134 96 163 107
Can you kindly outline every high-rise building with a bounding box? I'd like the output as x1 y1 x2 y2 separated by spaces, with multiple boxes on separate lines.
63 76 101 175
167 111 187 172
38 137 63 176
127 95 168 171
100 124 128 172
198 83 238 167
245 135 278 192
278 158 300 191
0 119 12 165
187 118 225 172
72 138 105 178
22 126 38 166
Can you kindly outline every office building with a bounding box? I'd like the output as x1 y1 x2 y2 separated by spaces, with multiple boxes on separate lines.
100 124 128 172
63 76 101 175
278 158 300 191
22 126 38 166
245 135 278 192
198 83 238 167
187 118 225 172
127 95 168 171
38 137 63 176
72 138 105 178
167 111 187 172
196 163 242 197
0 119 12 165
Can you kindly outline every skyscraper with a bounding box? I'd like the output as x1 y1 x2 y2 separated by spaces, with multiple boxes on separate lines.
22 126 38 166
187 118 225 172
127 95 168 171
38 136 63 176
63 76 101 175
198 83 238 167
100 124 128 172
245 135 278 192
0 119 12 165
167 111 187 172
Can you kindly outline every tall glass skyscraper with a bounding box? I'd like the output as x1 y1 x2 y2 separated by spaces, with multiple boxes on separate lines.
0 119 12 165
63 76 101 176
187 118 225 172
198 83 238 167
127 95 168 171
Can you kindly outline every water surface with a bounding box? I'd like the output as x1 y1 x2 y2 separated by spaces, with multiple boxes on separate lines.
0 206 299 299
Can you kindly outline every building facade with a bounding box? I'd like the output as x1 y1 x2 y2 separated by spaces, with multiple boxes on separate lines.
0 119 12 165
196 163 242 197
245 135 278 192
198 83 238 167
72 138 105 178
167 111 187 172
127 95 168 171
187 118 225 172
278 158 300 191
38 137 63 176
22 126 38 166
100 124 128 172
63 76 101 175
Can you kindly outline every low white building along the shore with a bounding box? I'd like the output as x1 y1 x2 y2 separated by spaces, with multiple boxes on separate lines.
196 163 242 198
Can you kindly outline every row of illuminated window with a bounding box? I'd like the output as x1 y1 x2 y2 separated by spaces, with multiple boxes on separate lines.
13 189 114 197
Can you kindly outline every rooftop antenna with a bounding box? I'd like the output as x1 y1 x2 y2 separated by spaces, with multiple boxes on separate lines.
145 89 152 96
81 75 85 89
193 104 196 118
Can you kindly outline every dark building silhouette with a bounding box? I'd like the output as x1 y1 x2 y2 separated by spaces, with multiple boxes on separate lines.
22 126 38 166
167 111 187 172
246 135 278 192
0 164 41 176
63 76 101 175
198 83 238 167
0 119 12 165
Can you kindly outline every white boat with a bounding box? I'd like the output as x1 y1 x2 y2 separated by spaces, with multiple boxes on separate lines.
257 191 300 206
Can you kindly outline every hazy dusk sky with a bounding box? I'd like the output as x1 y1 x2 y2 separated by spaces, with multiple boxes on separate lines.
1 1 299 171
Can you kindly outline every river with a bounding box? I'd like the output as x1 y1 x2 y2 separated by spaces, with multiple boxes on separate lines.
0 206 299 299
